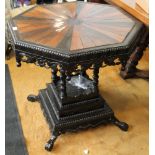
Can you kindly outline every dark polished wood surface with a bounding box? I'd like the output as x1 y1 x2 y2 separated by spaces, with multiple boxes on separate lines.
12 2 136 52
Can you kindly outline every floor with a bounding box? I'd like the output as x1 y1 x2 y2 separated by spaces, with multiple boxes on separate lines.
6 49 149 155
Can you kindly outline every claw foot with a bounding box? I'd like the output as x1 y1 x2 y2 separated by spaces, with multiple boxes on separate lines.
45 135 57 151
16 62 21 67
45 140 54 151
109 116 129 131
27 94 39 102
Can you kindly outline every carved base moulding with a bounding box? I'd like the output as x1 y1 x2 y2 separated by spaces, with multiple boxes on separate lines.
28 80 128 151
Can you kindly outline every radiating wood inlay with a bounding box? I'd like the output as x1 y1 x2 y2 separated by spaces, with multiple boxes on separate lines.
12 2 136 52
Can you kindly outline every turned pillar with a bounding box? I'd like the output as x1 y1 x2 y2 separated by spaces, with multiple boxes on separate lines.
59 65 67 99
93 64 100 93
51 64 58 84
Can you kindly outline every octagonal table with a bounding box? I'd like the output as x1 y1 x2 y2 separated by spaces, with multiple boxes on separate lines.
8 1 148 151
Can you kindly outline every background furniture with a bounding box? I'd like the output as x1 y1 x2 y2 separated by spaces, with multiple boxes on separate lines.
5 0 12 58
136 0 148 14
37 0 56 4
103 0 148 25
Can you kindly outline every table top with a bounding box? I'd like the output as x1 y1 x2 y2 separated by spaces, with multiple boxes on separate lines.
8 2 143 60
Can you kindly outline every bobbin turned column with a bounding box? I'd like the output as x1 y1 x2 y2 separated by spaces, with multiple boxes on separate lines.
59 65 67 99
51 64 58 84
93 63 100 93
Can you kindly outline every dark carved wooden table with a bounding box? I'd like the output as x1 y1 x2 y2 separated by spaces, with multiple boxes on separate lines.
8 1 148 151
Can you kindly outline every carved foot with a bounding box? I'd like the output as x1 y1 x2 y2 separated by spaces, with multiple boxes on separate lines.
27 94 39 102
16 62 21 67
109 116 129 131
45 135 57 151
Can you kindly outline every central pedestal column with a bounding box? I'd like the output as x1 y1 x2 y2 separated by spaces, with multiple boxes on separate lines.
27 63 129 151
